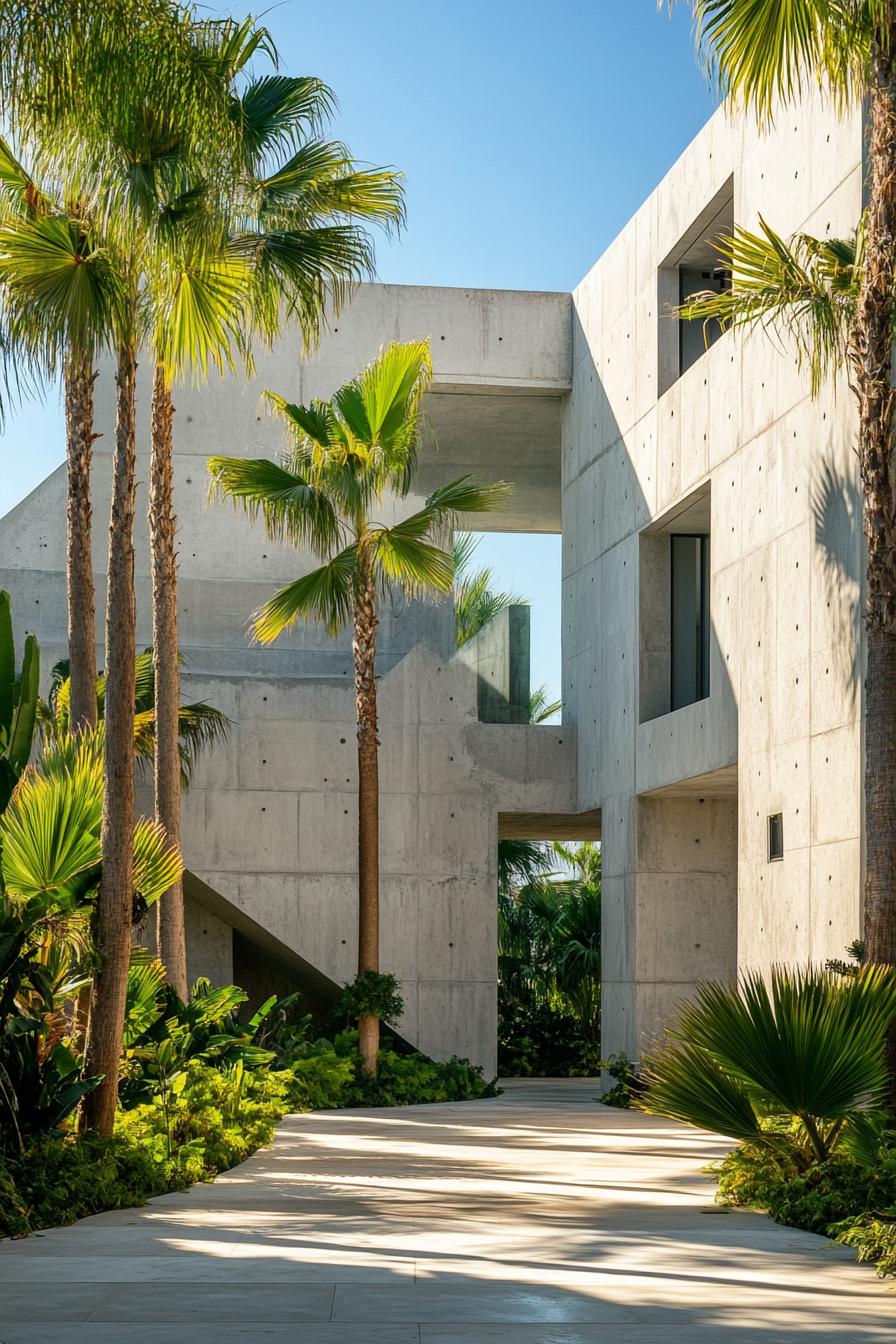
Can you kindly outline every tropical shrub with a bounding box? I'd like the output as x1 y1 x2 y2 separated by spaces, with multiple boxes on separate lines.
0 1130 173 1239
344 1044 498 1107
117 1061 290 1176
715 1142 896 1236
640 963 896 1277
833 1214 896 1279
498 997 601 1077
639 965 896 1172
337 971 404 1026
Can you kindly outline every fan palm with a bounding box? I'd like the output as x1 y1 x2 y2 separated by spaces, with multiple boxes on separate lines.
210 339 509 1073
145 25 404 996
0 139 123 733
640 964 896 1172
673 0 896 1102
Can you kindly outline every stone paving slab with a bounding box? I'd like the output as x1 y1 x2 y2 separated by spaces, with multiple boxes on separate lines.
0 1078 892 1342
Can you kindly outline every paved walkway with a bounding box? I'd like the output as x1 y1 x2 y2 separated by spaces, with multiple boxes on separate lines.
0 1079 892 1342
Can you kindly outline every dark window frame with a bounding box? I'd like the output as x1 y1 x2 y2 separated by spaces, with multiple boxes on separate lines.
768 812 784 863
670 532 710 711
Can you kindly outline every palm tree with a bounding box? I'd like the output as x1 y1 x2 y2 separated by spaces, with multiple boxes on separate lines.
209 340 509 1073
0 140 122 733
146 33 404 996
67 14 247 1140
673 0 896 1102
0 3 254 1138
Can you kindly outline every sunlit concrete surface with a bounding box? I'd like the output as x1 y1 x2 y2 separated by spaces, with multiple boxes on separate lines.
0 1079 892 1342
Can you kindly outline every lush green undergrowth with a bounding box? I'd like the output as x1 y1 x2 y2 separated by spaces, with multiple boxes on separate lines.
497 998 601 1077
2 1041 496 1238
716 1139 896 1276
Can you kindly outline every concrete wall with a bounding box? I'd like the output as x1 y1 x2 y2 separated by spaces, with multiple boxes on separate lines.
0 284 572 1076
565 88 864 1057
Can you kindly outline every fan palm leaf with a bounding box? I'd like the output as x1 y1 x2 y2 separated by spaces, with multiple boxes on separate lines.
676 1 879 123
678 218 860 395
641 964 896 1164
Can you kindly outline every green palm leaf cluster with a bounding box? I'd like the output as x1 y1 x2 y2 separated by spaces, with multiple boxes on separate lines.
678 1 884 123
640 964 896 1170
0 732 182 918
40 651 230 787
210 341 509 643
451 533 526 647
677 218 861 395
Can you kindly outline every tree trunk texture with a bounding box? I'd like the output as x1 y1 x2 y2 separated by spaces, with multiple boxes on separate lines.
80 343 138 1138
150 365 188 999
64 351 98 733
354 560 380 1076
855 13 896 1106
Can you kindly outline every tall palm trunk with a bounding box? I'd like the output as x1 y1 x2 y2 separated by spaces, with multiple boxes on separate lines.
64 349 98 733
81 342 138 1137
353 555 380 1076
855 10 896 1106
149 363 187 998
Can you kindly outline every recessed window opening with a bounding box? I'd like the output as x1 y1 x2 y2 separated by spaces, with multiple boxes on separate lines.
670 533 710 711
658 177 734 394
638 483 711 724
768 813 784 862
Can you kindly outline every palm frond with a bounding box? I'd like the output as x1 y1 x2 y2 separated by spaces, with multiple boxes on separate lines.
641 1037 768 1143
677 218 859 395
371 518 454 598
155 249 253 380
0 738 103 907
174 702 231 785
426 476 512 540
237 76 336 165
529 685 562 723
132 817 183 909
252 545 359 641
681 0 876 123
207 454 341 556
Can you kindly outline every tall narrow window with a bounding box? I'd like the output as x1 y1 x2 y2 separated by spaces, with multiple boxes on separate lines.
670 534 710 710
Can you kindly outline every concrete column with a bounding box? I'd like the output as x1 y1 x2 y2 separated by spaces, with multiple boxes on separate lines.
602 792 737 1061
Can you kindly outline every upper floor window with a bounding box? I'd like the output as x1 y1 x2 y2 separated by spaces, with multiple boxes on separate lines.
658 178 734 395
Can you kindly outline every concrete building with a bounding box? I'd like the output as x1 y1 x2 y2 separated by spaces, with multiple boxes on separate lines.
0 89 866 1072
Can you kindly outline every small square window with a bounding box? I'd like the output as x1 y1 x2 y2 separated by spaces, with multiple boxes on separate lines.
768 813 784 862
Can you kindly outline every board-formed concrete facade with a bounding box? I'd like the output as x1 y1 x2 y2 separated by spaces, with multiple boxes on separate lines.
0 91 868 1071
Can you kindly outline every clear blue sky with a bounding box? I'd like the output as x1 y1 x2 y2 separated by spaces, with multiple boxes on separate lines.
0 0 717 703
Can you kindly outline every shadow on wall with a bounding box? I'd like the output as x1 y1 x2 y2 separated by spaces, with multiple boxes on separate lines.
812 460 862 702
